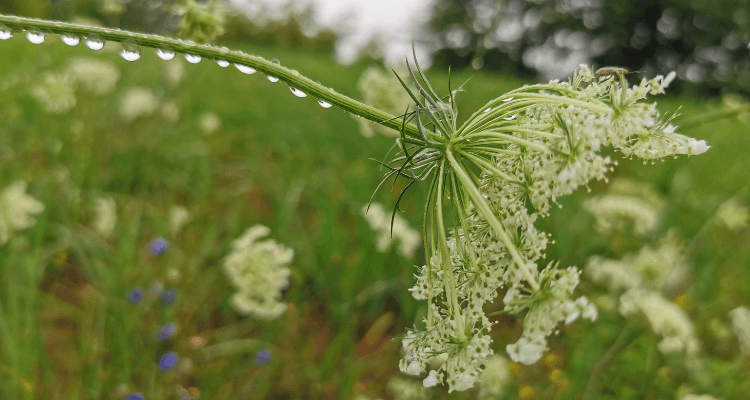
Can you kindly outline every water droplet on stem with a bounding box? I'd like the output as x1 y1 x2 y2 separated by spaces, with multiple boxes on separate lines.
318 100 332 108
120 41 141 62
85 36 104 50
0 30 11 40
61 35 80 46
156 48 175 60
289 87 307 97
26 31 45 44
185 54 201 64
216 59 229 67
267 76 279 83
235 64 256 74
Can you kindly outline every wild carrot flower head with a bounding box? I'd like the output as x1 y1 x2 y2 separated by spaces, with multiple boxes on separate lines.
223 225 293 320
619 289 700 356
583 178 664 236
586 230 688 292
0 181 45 245
385 61 707 391
362 202 421 258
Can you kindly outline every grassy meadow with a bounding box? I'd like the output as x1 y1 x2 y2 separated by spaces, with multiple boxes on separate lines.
0 33 749 400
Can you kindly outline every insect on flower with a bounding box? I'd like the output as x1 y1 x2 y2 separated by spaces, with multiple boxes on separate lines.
595 66 639 77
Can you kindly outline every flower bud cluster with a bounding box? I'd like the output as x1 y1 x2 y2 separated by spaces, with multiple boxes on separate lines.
223 225 293 320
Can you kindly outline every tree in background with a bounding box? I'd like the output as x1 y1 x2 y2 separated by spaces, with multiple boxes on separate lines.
428 0 750 94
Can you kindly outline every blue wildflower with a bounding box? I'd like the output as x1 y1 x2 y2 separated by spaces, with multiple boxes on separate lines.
254 349 271 365
159 288 178 306
126 393 145 400
126 287 144 305
156 322 178 342
148 237 169 256
157 351 179 372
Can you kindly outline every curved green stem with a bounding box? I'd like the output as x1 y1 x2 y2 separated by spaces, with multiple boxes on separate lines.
0 13 420 137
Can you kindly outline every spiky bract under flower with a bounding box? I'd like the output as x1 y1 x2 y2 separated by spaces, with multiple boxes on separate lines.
386 63 707 391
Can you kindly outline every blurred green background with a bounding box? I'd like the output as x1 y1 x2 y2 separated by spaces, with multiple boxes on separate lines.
1 1 749 400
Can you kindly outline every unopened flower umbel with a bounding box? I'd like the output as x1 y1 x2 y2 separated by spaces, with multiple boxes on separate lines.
223 225 293 320
389 64 708 391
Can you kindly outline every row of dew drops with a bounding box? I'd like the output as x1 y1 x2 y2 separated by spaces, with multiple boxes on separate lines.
0 27 334 109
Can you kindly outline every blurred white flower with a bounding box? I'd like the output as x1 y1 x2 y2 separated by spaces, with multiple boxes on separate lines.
586 230 688 292
584 178 664 236
120 87 159 121
729 306 750 353
715 198 749 231
386 376 431 400
66 58 120 96
32 72 77 114
680 395 722 400
163 60 185 88
98 0 124 15
0 181 45 245
362 203 421 259
355 66 414 138
93 196 117 237
619 289 700 356
160 100 181 123
477 354 511 399
223 225 293 320
199 112 222 135
169 205 190 236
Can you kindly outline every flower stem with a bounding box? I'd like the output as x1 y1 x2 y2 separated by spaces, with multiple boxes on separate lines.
0 13 419 137
436 161 466 337
445 148 540 291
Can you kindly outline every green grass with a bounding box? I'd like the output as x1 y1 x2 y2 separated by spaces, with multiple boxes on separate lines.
0 34 749 400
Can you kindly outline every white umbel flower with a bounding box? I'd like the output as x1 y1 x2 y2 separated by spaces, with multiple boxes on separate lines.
0 181 45 245
391 64 707 390
32 72 77 114
199 112 222 135
729 306 750 353
586 230 688 292
362 203 421 259
223 225 293 320
66 58 120 96
584 195 660 235
119 87 159 121
93 196 117 237
477 354 511 399
619 289 700 356
169 205 190 236
715 198 749 231
355 66 414 138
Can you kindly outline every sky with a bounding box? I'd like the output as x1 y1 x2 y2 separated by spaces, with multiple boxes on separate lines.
228 0 434 65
